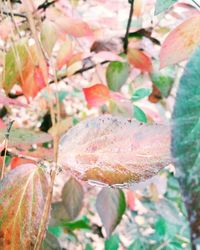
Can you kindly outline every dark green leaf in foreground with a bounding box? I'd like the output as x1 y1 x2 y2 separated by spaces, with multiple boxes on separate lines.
155 0 177 15
105 234 120 250
133 105 147 123
61 216 91 231
106 61 129 91
172 46 200 247
96 188 126 237
62 177 84 220
0 128 52 146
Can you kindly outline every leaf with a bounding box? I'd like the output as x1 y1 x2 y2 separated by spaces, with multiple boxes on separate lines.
128 48 152 72
62 177 84 221
56 38 72 70
48 117 72 137
0 164 49 250
160 15 200 68
3 39 28 93
58 115 171 186
83 84 110 108
42 232 61 250
131 88 152 102
150 65 175 97
96 188 126 237
106 61 129 91
0 128 52 146
105 234 120 250
133 105 147 123
61 216 90 231
155 0 177 15
172 46 200 240
41 20 57 56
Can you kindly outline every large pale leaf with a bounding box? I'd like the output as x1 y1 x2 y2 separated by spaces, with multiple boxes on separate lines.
155 0 177 15
58 115 171 187
96 188 126 237
61 177 84 221
0 164 49 249
0 128 52 146
172 46 200 243
160 15 200 68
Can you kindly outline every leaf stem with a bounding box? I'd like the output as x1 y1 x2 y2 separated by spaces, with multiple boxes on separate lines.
123 0 134 53
191 0 200 8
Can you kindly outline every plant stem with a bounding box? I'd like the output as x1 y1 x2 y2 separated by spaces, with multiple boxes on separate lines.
123 0 134 53
191 0 200 8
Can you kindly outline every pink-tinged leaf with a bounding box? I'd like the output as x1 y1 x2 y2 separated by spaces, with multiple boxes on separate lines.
160 15 200 68
96 188 126 237
0 164 49 250
95 52 125 62
83 84 110 108
58 115 171 187
56 39 73 69
0 128 52 146
0 93 26 107
34 66 46 89
128 48 152 72
55 16 93 38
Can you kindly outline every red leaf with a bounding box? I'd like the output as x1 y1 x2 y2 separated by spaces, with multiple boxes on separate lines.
128 48 152 72
83 84 110 108
160 15 200 68
34 66 46 89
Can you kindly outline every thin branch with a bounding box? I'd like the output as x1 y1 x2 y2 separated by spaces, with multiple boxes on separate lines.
37 0 57 11
191 0 200 8
123 0 134 53
1 10 27 19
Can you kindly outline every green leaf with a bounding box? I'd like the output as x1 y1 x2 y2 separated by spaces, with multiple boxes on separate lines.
61 216 91 231
62 177 84 221
3 39 28 93
106 61 129 91
133 105 147 123
150 65 175 97
172 46 200 244
155 0 178 15
105 234 120 250
128 239 144 250
96 188 126 237
42 232 62 250
131 88 152 102
154 217 167 237
0 128 52 146
85 243 93 250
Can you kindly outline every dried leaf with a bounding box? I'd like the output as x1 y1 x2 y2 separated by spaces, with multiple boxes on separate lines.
96 188 126 237
160 15 200 68
0 164 49 249
58 115 171 187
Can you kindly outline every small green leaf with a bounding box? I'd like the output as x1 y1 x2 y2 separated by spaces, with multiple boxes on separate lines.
133 105 147 123
61 216 91 231
131 88 152 102
85 243 93 250
154 217 167 237
62 177 84 221
105 234 120 250
106 61 129 91
96 188 126 237
155 0 177 15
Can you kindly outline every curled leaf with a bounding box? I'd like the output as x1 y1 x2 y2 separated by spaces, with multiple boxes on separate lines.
0 164 49 250
58 115 171 187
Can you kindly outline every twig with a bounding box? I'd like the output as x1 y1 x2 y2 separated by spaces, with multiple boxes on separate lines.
123 0 134 53
191 0 200 8
37 0 57 11
1 10 27 19
0 120 14 180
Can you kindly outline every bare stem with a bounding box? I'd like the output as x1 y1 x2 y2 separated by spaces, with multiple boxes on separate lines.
123 0 134 53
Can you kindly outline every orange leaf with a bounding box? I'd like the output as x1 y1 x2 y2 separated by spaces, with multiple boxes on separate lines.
160 15 200 68
83 84 110 108
0 164 49 249
128 48 152 72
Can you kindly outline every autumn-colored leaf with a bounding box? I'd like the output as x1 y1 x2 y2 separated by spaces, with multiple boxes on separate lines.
10 157 34 169
128 48 152 72
0 128 52 146
83 84 110 108
127 190 135 211
62 177 84 221
96 188 126 237
56 38 73 70
160 15 200 68
58 115 171 187
0 164 49 250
